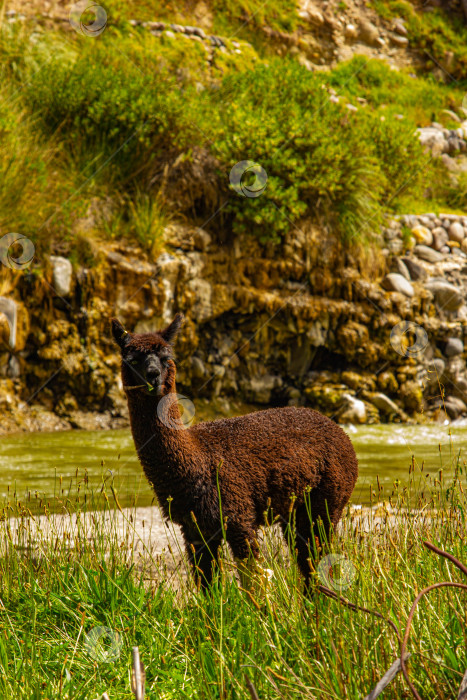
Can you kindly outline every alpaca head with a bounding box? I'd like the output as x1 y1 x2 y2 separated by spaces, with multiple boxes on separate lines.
111 314 184 397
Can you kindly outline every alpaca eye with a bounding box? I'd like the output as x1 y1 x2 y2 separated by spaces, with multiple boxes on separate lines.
130 360 138 366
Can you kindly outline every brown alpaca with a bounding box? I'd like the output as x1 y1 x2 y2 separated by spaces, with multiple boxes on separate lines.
111 314 358 588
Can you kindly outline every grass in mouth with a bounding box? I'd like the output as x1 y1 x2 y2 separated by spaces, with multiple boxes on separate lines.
0 460 466 699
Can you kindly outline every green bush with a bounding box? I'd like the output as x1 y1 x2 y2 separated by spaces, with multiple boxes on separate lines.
205 60 426 243
26 47 186 177
23 44 429 246
0 24 449 249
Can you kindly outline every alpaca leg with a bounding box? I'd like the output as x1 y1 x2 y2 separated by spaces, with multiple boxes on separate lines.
279 516 313 589
227 523 260 589
182 527 222 588
282 504 333 591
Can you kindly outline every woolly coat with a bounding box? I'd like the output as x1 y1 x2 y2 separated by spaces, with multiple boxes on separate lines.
114 318 358 584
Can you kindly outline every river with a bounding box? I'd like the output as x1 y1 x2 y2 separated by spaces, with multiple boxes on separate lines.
1 417 464 512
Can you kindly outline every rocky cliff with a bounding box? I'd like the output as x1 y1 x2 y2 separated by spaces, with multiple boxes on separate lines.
2 0 467 432
2 195 467 433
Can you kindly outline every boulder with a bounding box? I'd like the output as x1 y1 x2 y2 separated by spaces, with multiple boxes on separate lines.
307 6 324 25
358 20 380 46
414 245 444 263
417 127 446 156
298 0 324 24
248 374 281 404
377 371 398 393
401 214 418 228
382 273 414 297
449 376 467 402
431 227 449 251
344 23 358 40
446 355 465 381
49 256 73 297
369 392 402 416
187 278 212 322
411 225 433 246
444 396 467 419
0 297 29 351
190 356 206 378
392 258 410 280
402 257 426 281
339 394 367 424
419 215 435 229
425 280 463 311
193 228 212 251
444 337 464 357
399 380 423 412
390 33 408 47
393 19 407 36
449 221 465 243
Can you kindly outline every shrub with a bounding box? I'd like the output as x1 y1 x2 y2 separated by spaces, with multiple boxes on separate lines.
0 28 440 248
203 60 427 243
0 92 62 241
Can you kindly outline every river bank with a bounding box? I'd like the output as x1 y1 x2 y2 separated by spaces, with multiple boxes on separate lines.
2 474 465 698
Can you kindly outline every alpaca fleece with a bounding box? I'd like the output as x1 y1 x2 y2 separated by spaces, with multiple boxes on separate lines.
112 315 358 587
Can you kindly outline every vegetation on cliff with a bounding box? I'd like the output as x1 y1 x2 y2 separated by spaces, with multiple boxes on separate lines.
0 1 466 258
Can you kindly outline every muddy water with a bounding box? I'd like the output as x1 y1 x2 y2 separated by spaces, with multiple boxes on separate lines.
0 419 465 510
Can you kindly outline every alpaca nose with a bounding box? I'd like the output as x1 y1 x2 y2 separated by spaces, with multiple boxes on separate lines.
146 366 161 385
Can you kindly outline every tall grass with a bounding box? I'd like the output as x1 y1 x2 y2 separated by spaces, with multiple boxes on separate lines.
0 459 466 698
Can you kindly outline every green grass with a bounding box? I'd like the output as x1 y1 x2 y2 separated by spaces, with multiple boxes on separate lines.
371 0 467 81
0 27 430 249
0 462 466 698
0 3 467 257
327 56 465 126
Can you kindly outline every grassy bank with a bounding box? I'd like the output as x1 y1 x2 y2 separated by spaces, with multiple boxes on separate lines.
1 5 466 260
0 464 466 699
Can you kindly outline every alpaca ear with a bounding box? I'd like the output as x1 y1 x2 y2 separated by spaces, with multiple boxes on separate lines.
111 318 130 349
160 313 184 345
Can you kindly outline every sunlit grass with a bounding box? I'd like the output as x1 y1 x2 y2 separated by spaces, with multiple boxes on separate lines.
0 459 466 699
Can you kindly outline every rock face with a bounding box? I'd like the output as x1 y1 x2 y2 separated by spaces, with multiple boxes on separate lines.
4 208 467 433
0 297 17 349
